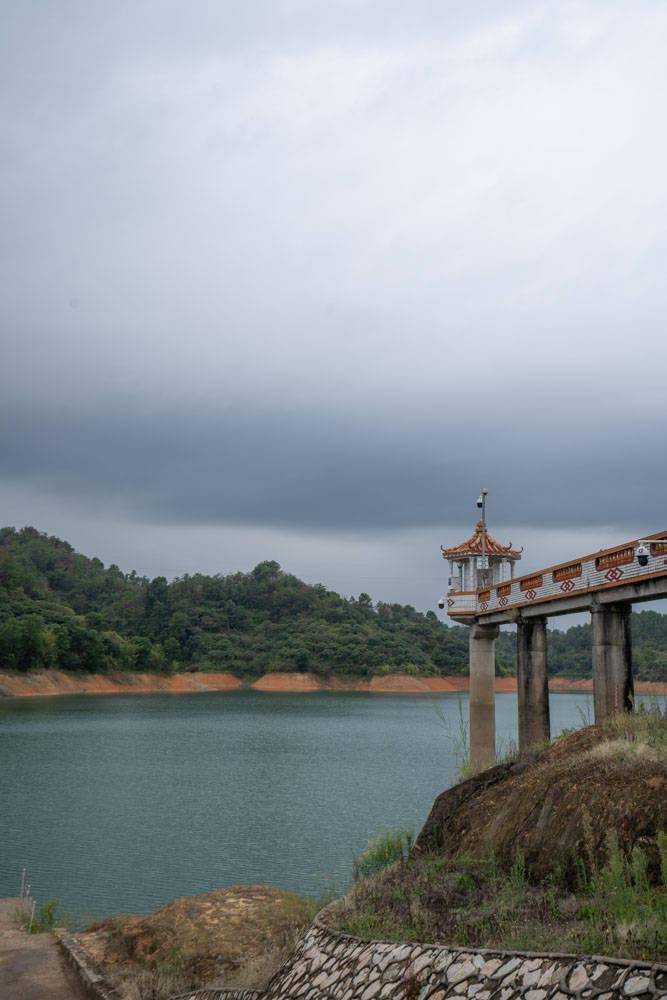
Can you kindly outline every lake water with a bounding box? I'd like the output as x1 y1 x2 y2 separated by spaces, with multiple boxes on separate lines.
0 689 622 923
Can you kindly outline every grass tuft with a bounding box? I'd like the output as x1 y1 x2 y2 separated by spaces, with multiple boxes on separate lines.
353 830 414 882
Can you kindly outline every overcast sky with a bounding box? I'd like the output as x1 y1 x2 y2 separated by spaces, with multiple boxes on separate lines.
2 1 666 619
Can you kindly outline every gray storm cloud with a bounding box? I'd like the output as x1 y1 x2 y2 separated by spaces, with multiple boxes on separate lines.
1 0 666 573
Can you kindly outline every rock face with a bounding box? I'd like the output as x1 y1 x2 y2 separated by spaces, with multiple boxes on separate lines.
79 885 312 986
415 725 667 881
179 920 667 998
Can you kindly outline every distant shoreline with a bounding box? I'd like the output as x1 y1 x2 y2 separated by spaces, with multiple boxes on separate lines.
0 669 665 699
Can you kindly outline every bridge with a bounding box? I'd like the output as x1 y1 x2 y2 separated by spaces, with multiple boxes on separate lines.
440 508 667 770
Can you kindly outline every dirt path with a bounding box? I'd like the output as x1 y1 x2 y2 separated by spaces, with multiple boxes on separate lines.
0 898 86 1000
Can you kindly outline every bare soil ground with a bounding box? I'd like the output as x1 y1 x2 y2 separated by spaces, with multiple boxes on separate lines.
0 898 86 1000
79 884 314 995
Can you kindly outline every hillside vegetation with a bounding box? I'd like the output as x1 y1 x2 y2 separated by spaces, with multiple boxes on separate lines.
1 526 666 680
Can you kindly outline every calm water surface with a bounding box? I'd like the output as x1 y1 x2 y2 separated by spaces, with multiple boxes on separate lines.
0 690 607 921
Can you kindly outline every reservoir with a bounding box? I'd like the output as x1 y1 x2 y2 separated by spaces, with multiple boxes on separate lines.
0 689 646 923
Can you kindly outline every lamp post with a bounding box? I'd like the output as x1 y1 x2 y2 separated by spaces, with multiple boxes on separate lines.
477 488 488 586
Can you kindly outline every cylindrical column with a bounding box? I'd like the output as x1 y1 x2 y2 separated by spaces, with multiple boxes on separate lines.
591 604 633 722
517 616 550 753
469 623 499 771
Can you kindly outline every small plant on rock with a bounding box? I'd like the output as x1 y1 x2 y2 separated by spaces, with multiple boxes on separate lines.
353 829 414 881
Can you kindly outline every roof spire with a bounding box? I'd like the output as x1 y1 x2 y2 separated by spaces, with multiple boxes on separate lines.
441 520 522 560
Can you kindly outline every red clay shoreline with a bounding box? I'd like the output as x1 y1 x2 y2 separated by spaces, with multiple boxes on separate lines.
0 669 664 699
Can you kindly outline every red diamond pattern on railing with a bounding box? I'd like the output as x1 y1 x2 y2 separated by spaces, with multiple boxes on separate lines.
560 579 575 593
525 589 537 600
605 567 624 583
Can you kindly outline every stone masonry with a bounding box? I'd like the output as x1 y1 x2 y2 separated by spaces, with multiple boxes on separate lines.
180 920 667 999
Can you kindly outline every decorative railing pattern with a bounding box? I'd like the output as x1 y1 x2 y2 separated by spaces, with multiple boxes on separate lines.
446 532 667 619
595 547 635 571
552 562 582 582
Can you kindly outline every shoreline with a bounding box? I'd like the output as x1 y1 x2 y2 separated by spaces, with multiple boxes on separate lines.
0 669 665 699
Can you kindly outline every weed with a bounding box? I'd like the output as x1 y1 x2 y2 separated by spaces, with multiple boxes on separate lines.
509 852 526 892
19 899 67 934
602 702 666 748
580 830 667 959
336 831 667 962
353 829 413 882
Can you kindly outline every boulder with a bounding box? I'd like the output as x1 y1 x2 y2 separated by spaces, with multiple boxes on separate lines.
416 725 667 882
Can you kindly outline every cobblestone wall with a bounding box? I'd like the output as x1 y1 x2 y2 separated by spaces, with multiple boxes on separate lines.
193 923 667 1000
254 922 666 999
169 919 667 1000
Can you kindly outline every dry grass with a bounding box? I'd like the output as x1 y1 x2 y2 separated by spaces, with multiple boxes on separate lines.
110 964 194 1000
602 702 667 747
587 705 667 764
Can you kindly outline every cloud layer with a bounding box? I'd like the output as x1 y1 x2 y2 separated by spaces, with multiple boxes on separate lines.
2 1 666 602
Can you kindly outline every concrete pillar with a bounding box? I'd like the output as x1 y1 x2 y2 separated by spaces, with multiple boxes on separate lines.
517 616 550 752
591 604 634 722
469 623 499 771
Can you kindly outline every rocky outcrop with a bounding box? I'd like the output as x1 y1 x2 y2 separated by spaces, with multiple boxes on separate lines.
415 725 667 881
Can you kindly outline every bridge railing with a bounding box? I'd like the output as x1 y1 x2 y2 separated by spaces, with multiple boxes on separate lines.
447 530 667 619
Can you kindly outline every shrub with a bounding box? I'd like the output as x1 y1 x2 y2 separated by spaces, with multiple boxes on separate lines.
20 899 64 933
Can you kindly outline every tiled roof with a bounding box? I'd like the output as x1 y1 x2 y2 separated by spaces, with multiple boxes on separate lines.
441 520 522 559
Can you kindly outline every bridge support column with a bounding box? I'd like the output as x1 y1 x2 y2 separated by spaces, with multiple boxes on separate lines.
517 617 550 753
469 623 499 771
591 604 634 722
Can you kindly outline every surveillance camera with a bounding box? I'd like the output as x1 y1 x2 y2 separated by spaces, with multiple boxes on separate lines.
437 598 445 610
476 495 484 509
636 544 649 567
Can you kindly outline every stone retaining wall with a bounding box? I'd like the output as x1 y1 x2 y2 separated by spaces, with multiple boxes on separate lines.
56 929 120 999
182 921 667 999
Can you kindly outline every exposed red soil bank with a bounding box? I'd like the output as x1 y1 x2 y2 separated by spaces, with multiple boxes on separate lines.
0 670 244 698
252 672 664 695
0 670 663 698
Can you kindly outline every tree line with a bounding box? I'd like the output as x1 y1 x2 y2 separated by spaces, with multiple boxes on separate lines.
0 527 665 680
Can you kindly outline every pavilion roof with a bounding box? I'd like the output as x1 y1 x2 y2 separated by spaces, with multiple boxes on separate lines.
441 520 522 560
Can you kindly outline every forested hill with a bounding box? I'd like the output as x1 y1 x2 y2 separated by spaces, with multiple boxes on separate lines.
0 527 666 680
